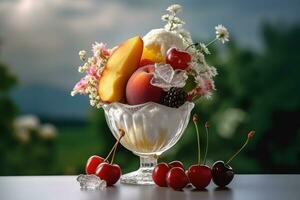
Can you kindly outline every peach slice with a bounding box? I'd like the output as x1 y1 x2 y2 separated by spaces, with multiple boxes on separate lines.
98 36 143 103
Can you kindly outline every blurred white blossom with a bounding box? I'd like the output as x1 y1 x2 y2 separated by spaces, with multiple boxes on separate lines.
216 108 247 138
13 115 40 130
14 128 30 143
13 115 58 142
39 124 57 140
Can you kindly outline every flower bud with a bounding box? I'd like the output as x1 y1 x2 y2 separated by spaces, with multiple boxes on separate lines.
193 114 199 123
248 130 255 139
205 121 209 128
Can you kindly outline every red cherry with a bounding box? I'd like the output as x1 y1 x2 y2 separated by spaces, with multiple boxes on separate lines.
168 160 184 169
139 59 155 67
166 167 189 190
152 163 170 187
85 155 104 174
187 164 212 189
166 47 192 70
95 163 121 186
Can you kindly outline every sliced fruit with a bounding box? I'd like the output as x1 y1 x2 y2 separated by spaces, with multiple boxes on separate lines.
98 36 143 102
141 45 165 64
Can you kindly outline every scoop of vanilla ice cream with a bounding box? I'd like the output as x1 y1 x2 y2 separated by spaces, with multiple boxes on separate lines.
143 28 185 56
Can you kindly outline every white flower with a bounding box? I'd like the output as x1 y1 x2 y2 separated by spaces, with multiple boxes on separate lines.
166 4 182 14
39 124 57 140
13 115 40 143
79 50 87 61
14 115 40 130
161 14 170 21
178 29 192 40
209 66 218 77
199 43 210 54
216 108 247 138
215 24 229 44
92 42 110 58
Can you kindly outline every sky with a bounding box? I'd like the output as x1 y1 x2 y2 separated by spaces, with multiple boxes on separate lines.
0 0 300 119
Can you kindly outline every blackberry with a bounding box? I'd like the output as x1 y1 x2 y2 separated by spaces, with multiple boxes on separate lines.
162 87 187 108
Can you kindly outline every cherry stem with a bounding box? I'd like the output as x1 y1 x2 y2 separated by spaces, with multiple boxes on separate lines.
226 130 255 165
103 142 118 163
110 129 125 164
193 114 201 164
103 129 125 163
203 122 209 165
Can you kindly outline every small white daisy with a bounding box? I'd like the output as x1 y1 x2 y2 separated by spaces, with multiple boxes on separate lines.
199 43 210 54
166 4 182 14
78 50 87 61
215 24 229 44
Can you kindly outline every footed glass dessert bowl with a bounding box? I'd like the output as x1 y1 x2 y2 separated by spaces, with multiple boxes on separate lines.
102 101 194 185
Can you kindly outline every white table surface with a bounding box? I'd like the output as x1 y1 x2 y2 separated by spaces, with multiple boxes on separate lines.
0 175 299 200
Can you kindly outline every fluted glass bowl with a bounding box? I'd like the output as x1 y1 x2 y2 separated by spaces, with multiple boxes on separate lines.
102 101 194 185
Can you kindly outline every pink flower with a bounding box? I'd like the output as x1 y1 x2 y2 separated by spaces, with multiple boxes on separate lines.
201 78 213 95
92 42 110 57
87 65 100 80
72 76 88 95
190 78 214 99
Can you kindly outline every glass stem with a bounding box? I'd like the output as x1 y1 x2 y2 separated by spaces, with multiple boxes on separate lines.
140 155 157 170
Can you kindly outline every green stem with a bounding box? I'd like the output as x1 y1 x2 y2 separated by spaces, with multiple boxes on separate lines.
193 121 201 164
205 37 218 47
204 123 209 165
168 15 175 31
185 43 199 51
226 138 249 165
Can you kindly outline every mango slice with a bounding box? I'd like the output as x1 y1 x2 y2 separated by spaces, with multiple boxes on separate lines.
141 44 165 64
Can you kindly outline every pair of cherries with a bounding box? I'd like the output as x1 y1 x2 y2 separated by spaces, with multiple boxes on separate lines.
140 47 192 70
85 129 125 186
152 160 187 190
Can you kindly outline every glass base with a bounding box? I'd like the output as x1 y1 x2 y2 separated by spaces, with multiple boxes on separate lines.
120 168 154 185
120 155 157 185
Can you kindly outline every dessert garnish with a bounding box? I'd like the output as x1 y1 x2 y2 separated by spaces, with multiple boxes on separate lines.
71 4 229 108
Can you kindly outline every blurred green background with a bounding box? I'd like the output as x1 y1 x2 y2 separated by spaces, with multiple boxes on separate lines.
0 0 300 175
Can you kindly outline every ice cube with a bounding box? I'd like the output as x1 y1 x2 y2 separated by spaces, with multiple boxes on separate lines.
151 63 188 90
76 174 107 190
